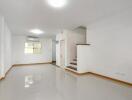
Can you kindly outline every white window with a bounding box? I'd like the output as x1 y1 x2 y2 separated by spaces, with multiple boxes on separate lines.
25 42 42 54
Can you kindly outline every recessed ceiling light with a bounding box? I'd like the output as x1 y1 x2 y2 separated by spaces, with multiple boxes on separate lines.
47 0 67 8
30 29 44 35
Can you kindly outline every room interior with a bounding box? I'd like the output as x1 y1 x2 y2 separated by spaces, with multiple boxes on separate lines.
0 0 132 100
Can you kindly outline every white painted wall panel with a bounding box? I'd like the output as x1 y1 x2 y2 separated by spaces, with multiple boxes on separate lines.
78 8 132 83
0 15 12 77
12 35 52 64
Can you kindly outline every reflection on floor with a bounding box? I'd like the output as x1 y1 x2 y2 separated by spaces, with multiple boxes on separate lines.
0 64 132 100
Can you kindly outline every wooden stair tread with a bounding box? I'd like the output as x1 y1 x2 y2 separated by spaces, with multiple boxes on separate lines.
70 62 77 65
67 66 77 71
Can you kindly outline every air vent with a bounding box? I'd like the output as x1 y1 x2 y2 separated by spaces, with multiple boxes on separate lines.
27 36 40 42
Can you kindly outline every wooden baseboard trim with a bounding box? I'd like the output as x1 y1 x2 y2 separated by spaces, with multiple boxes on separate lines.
65 68 132 86
0 66 13 80
89 72 132 86
0 62 52 80
13 62 52 67
0 76 5 80
65 67 90 75
65 68 82 75
0 76 4 80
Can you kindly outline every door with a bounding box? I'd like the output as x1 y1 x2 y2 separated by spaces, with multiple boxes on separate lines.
60 40 65 67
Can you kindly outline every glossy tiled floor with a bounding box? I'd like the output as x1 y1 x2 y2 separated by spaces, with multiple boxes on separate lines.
0 64 132 100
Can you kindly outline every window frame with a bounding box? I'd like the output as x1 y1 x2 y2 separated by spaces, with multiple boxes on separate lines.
24 41 42 54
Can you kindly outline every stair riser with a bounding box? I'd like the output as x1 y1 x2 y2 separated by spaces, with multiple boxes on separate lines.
71 61 77 63
70 64 77 68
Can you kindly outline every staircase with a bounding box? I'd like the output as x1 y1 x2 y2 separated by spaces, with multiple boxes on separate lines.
66 44 90 73
67 58 77 71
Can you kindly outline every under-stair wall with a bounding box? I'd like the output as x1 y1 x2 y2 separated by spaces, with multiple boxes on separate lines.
56 29 86 67
67 30 86 66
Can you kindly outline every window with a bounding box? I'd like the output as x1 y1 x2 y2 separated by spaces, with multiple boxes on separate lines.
25 42 42 54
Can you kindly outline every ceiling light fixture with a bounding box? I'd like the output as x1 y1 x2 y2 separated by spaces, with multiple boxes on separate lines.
30 29 44 35
47 0 67 8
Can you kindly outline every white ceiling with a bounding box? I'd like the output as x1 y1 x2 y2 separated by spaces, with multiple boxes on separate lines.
0 0 132 37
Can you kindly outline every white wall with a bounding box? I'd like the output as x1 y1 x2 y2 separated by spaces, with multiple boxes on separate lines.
77 45 93 73
0 15 2 73
0 15 12 77
0 15 3 77
78 7 132 83
12 35 52 64
73 27 86 35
